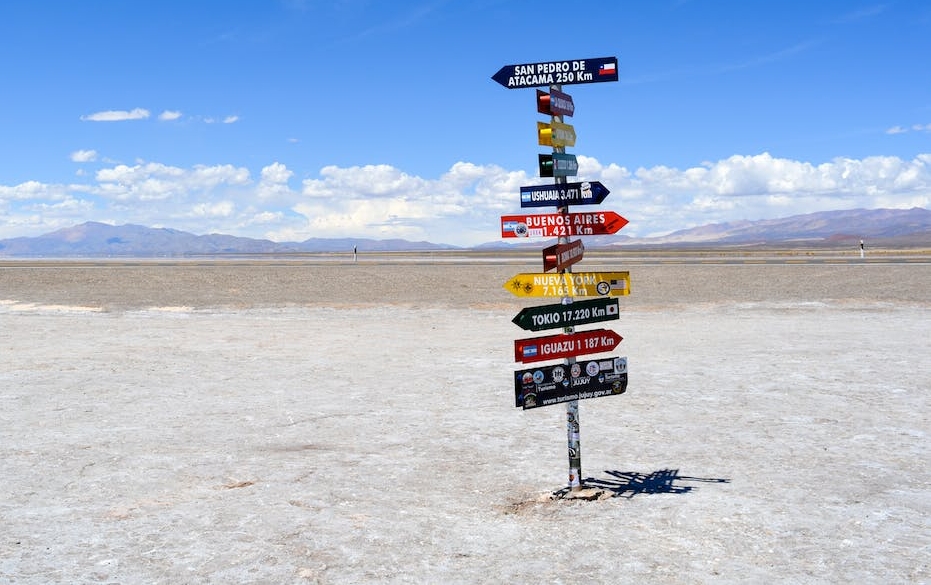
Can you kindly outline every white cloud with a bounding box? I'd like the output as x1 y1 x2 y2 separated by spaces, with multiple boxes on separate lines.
70 150 98 163
255 163 295 200
244 211 285 226
0 181 70 201
261 162 292 184
302 164 427 199
2 154 930 245
81 108 151 122
91 162 251 204
202 115 240 124
188 200 235 218
886 123 931 135
610 153 931 235
159 110 183 121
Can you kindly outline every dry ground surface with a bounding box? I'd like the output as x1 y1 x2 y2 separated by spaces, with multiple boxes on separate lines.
1 257 929 583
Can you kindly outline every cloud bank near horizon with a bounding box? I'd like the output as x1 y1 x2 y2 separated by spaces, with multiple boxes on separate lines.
1 152 929 246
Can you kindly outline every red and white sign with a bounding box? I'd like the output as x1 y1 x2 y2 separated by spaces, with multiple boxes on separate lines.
514 329 623 364
543 239 584 272
501 211 628 238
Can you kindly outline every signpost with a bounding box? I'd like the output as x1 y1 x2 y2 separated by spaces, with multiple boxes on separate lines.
503 271 630 298
515 329 622 364
515 357 628 410
492 57 619 89
543 239 584 272
511 297 620 332
493 56 622 493
501 211 628 238
520 181 610 208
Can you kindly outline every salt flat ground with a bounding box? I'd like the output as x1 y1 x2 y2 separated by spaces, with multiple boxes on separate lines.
1 260 929 584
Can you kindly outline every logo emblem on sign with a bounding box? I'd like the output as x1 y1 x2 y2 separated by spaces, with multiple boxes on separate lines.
552 366 565 383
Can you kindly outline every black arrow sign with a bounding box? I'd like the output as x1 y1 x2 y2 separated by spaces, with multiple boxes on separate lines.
511 297 620 331
515 356 628 409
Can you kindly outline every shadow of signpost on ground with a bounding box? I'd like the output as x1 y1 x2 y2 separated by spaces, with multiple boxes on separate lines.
554 468 731 499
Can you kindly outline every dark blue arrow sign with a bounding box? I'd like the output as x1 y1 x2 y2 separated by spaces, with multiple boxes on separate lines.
492 57 618 89
520 181 610 208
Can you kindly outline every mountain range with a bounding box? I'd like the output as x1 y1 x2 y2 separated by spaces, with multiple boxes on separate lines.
571 206 931 250
1 208 929 257
0 223 455 257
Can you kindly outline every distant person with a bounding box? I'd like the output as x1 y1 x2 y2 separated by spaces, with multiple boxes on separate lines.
353 245 358 262
859 239 865 259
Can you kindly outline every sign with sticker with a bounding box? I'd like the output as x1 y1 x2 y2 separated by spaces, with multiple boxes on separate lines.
514 356 628 410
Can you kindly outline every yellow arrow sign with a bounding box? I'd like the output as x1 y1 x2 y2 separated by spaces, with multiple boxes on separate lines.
537 121 576 147
503 271 630 298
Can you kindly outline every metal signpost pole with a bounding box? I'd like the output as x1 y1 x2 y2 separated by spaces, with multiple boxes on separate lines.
550 84 583 491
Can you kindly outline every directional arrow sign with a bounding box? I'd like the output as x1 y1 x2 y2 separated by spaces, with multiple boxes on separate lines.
538 153 578 178
515 329 623 364
503 272 630 298
520 181 610 208
512 298 620 332
537 88 575 117
543 239 584 272
492 57 619 89
501 211 628 238
537 121 576 147
515 356 628 409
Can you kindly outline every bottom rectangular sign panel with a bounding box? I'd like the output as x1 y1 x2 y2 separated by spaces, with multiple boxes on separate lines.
514 356 628 410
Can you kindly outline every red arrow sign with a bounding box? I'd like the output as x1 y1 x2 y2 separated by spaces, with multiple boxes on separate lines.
543 239 584 272
514 329 623 364
501 211 628 238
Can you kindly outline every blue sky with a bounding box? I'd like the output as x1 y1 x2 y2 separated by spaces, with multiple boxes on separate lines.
1 1 929 246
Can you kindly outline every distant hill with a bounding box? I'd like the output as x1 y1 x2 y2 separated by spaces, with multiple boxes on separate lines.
478 207 931 250
0 222 458 257
1 208 929 256
633 207 931 246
